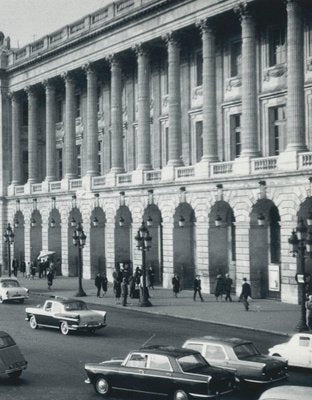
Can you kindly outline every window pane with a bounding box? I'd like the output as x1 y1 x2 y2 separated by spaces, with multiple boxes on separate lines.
185 343 203 353
148 354 172 371
196 52 203 86
205 345 227 360
196 121 203 162
126 353 147 368
269 27 286 67
299 337 310 347
231 41 241 77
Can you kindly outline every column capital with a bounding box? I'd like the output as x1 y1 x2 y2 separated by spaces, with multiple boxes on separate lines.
162 31 180 48
105 53 121 68
61 71 75 83
24 85 36 96
234 2 253 21
132 43 150 58
42 79 55 91
82 62 96 74
8 91 19 100
196 18 215 36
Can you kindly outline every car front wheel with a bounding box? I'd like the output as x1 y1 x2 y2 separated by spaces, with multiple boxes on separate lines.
8 370 22 379
94 376 111 397
29 315 38 329
60 321 70 335
173 390 189 400
19 298 25 304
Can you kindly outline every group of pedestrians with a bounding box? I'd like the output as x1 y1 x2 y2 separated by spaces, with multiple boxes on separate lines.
94 272 108 298
12 259 26 277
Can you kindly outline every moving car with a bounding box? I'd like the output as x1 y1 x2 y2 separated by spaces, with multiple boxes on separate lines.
0 331 27 379
0 277 29 304
258 385 312 400
268 333 312 369
84 345 236 399
25 297 107 335
183 336 287 384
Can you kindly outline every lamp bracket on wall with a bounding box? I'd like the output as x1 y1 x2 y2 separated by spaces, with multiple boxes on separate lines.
147 189 154 205
94 193 99 208
216 184 223 201
32 198 37 211
72 195 77 209
179 187 186 203
259 180 266 199
120 191 125 207
51 196 56 209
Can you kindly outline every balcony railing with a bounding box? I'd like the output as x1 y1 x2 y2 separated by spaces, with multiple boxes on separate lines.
117 173 132 185
15 185 25 195
176 166 195 179
211 161 234 176
251 156 278 173
92 176 106 187
49 181 62 192
69 179 82 190
144 170 161 182
299 152 312 169
32 183 43 193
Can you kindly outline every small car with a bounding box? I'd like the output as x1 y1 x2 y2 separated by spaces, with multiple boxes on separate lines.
84 345 236 399
183 336 288 384
0 277 29 304
25 297 107 335
0 331 27 379
258 385 312 400
268 333 312 369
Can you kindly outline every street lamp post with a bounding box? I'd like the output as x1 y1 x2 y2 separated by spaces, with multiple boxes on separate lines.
288 218 312 332
72 222 87 297
135 221 152 307
4 223 14 277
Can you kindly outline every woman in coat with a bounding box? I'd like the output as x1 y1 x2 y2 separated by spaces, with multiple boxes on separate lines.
215 274 225 301
172 273 180 298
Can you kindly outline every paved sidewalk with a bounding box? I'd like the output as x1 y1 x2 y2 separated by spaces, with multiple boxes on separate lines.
16 275 301 336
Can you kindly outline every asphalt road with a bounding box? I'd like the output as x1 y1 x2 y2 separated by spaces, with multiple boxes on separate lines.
0 295 311 400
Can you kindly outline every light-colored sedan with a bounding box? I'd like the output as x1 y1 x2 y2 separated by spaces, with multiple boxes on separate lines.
0 278 29 304
268 333 312 369
258 385 312 400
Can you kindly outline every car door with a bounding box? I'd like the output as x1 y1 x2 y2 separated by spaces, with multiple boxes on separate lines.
39 301 54 325
204 343 232 371
120 352 148 393
143 354 174 396
287 335 311 367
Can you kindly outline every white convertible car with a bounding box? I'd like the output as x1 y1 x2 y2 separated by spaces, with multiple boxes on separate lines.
0 278 29 304
268 333 312 369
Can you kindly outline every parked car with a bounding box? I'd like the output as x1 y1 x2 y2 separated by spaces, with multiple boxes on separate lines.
0 331 27 379
25 297 107 335
258 385 312 400
183 336 288 384
0 277 29 304
84 345 236 399
268 333 312 369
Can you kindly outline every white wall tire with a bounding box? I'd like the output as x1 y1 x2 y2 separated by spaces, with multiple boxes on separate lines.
94 376 110 396
60 321 70 335
29 315 38 329
173 390 189 400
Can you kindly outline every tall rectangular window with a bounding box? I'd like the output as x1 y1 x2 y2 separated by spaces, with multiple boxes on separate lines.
22 150 28 182
269 106 286 155
196 52 203 86
76 144 81 177
195 120 203 162
56 148 63 180
230 114 241 159
98 141 102 174
268 27 286 67
22 101 28 126
97 87 101 113
75 95 81 118
56 99 63 123
230 41 242 77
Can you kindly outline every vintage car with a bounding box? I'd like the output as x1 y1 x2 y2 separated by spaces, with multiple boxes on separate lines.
258 385 312 400
0 331 27 379
0 277 29 303
268 333 312 369
84 345 236 399
25 297 107 335
183 336 288 384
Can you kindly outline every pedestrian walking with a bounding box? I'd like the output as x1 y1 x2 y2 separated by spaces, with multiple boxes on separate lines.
113 277 121 304
240 277 252 311
30 262 36 279
215 274 225 301
224 273 233 302
20 260 26 277
147 266 155 289
121 277 128 306
101 273 108 296
172 273 180 298
95 272 102 297
26 262 31 279
193 275 204 301
305 294 312 330
47 268 54 290
12 259 18 277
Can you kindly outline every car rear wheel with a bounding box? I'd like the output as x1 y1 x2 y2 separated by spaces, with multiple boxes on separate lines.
19 298 25 304
29 315 38 329
173 390 189 400
272 353 281 357
60 321 70 335
8 370 22 379
94 376 111 396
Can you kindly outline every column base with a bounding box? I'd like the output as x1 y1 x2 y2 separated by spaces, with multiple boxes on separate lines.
64 173 77 180
285 144 308 153
8 184 16 197
167 159 183 167
136 163 152 171
110 167 124 174
45 176 57 183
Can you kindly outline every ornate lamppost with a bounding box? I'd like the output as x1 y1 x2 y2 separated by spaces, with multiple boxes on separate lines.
72 221 87 297
135 221 152 307
288 218 312 332
4 223 14 277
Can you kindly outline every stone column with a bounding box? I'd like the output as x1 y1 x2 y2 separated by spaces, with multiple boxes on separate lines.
133 44 152 170
26 86 39 183
239 5 259 157
286 0 306 151
198 19 218 162
164 33 183 166
84 63 99 176
44 80 57 182
10 92 22 185
109 55 124 173
63 72 77 179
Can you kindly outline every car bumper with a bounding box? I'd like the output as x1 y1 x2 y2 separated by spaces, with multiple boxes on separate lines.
189 389 234 398
244 374 287 384
70 323 106 331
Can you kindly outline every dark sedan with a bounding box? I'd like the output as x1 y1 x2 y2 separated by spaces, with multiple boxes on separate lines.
183 336 288 384
84 345 236 399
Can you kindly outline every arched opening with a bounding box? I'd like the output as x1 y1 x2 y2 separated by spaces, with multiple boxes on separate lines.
173 203 195 289
250 199 281 299
13 211 25 264
115 206 132 275
208 201 236 294
90 207 106 278
30 210 42 263
48 209 62 276
143 205 163 285
68 208 82 277
298 197 312 276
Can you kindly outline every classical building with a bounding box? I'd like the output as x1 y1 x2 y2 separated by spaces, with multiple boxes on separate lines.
0 0 312 303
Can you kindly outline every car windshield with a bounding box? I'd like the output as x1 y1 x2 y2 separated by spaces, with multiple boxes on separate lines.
177 353 208 373
234 343 260 359
63 301 89 311
1 280 20 288
0 335 16 349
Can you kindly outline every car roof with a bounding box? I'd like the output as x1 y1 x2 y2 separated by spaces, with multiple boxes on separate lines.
185 336 251 346
138 345 199 358
260 385 312 400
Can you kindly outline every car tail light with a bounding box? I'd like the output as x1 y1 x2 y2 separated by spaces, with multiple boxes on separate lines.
104 314 106 323
262 366 267 376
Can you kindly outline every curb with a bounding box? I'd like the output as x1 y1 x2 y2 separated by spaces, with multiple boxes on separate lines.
31 291 291 338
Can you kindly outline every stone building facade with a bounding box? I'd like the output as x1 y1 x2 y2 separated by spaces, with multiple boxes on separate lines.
1 0 312 303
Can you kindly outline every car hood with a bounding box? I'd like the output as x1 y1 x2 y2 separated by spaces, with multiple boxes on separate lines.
240 354 286 367
4 287 27 294
85 360 122 371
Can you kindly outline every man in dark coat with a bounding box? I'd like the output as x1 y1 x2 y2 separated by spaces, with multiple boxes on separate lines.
172 273 180 298
101 273 108 296
121 277 128 306
95 273 102 297
224 273 233 302
240 277 252 311
193 275 204 301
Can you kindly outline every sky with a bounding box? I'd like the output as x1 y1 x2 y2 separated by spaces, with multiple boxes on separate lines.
0 0 112 48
